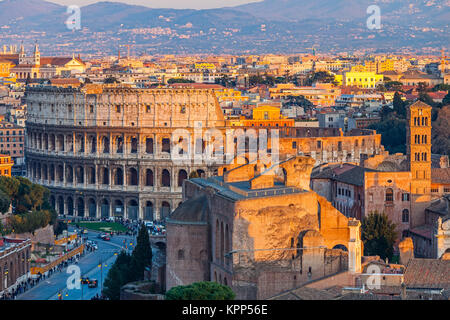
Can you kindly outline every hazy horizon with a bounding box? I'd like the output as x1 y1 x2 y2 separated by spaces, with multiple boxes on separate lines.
15 0 263 9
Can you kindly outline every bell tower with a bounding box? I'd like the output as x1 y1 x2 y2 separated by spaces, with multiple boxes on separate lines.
33 42 40 66
407 100 432 227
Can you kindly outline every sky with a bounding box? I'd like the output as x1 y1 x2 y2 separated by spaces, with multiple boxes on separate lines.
43 0 263 9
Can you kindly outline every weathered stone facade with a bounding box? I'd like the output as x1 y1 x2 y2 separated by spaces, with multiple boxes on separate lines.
25 85 225 220
166 156 363 299
0 238 31 296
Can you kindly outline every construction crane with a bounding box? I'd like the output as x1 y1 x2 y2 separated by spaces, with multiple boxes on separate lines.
119 44 132 58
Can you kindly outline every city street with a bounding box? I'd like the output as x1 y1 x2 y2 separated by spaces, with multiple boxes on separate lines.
17 227 136 300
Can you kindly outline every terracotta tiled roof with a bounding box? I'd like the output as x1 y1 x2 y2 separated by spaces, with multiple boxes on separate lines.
404 259 450 289
431 168 450 184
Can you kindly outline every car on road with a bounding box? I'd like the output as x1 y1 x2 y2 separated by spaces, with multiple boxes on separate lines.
103 235 110 241
88 279 98 288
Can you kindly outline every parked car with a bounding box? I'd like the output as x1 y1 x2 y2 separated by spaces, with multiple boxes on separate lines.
88 279 98 288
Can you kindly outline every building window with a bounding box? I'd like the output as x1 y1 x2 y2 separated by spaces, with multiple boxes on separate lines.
402 193 410 201
292 141 297 149
116 105 121 113
402 209 409 223
177 249 185 260
385 188 394 202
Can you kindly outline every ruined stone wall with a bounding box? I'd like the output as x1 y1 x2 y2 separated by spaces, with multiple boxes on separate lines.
165 222 209 291
364 171 413 237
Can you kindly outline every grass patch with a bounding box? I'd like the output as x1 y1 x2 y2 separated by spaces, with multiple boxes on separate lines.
69 222 128 233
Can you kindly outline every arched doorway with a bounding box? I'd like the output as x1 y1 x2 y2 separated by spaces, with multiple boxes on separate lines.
67 197 74 216
88 198 96 218
77 198 85 217
127 199 138 220
144 201 153 221
161 202 171 220
178 169 187 187
113 199 124 217
101 199 109 218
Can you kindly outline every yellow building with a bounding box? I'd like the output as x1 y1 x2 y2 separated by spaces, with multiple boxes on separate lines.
232 105 294 127
215 88 249 102
0 154 13 177
335 71 384 88
0 60 13 77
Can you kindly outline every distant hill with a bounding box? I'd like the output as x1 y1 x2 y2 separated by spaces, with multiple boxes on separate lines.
0 0 448 54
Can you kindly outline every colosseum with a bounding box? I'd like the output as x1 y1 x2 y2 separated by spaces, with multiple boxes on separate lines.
25 84 226 221
25 84 385 221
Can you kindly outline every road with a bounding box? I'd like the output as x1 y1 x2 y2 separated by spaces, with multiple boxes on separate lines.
17 227 136 300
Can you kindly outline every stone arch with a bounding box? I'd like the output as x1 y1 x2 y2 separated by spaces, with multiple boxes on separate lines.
101 199 109 218
49 134 56 151
115 136 124 153
101 136 110 153
161 169 171 187
75 134 85 153
114 167 124 185
113 199 124 217
42 163 47 181
50 195 56 209
88 166 95 184
197 169 205 178
49 163 55 182
161 201 170 220
145 169 154 186
88 135 96 153
145 137 154 154
144 201 153 220
332 244 348 252
67 196 74 216
130 136 138 154
58 196 64 215
127 199 139 220
66 165 73 183
161 138 170 153
178 169 187 187
402 209 409 223
101 167 109 185
57 164 64 182
77 197 85 217
88 198 96 218
57 134 65 151
76 166 84 184
127 167 138 186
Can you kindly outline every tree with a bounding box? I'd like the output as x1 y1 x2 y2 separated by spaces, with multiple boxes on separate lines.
129 223 152 281
0 189 10 214
361 211 397 260
384 81 403 91
431 105 450 157
368 118 407 154
104 77 119 84
418 92 436 108
432 84 450 92
393 92 406 118
165 281 235 300
167 78 195 84
103 251 134 300
305 71 336 86
442 91 450 106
